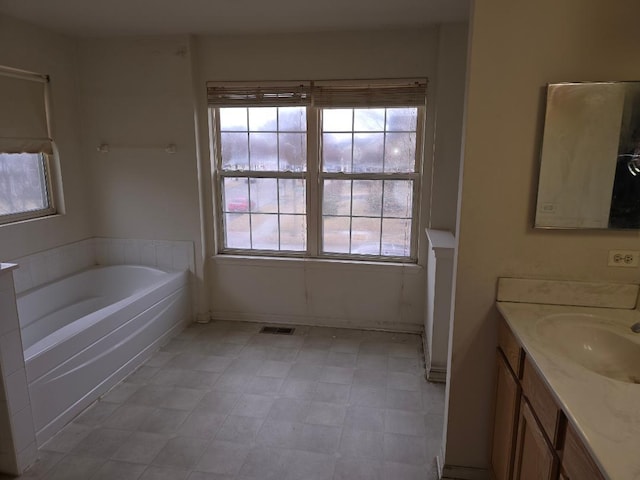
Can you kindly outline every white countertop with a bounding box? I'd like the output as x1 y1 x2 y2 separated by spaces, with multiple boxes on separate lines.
497 301 640 480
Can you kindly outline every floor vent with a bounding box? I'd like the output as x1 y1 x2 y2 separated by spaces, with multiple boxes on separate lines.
260 326 295 335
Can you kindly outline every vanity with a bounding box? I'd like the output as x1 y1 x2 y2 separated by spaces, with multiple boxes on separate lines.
491 278 640 480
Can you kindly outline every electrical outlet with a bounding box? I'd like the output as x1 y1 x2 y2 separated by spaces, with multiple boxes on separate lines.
608 250 640 267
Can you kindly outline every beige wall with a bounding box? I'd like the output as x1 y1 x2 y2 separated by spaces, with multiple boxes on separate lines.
68 28 469 327
445 0 640 472
197 29 438 81
0 15 91 261
70 26 466 330
77 36 206 313
73 28 466 327
430 23 468 233
196 28 453 330
78 36 200 247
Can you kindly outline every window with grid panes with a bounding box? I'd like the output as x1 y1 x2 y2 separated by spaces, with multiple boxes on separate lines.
208 80 426 261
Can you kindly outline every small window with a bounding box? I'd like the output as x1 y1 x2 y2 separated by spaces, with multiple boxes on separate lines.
0 67 56 225
0 152 54 224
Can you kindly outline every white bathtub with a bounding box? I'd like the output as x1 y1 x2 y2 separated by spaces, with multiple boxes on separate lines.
17 265 191 445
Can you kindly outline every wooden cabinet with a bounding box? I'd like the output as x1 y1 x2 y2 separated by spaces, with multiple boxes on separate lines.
491 351 521 480
561 423 606 480
512 400 558 480
491 317 606 480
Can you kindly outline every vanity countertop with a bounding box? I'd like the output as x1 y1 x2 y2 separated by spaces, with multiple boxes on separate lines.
497 301 640 480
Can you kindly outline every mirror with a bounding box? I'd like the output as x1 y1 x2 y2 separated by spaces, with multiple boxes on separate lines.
535 81 640 229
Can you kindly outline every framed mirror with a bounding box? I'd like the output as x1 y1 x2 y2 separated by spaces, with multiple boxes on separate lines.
535 81 640 229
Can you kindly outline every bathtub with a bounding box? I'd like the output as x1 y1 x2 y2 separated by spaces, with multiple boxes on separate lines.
16 265 191 445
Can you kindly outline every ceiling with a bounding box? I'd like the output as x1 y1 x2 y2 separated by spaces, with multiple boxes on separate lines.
0 0 469 37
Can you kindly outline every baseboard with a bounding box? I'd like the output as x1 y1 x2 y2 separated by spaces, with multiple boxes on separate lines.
195 311 211 323
427 366 447 383
440 463 490 479
210 310 423 334
423 336 447 383
437 446 445 478
437 445 491 479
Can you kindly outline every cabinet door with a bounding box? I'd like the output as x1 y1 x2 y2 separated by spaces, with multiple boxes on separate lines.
513 400 558 480
562 423 605 480
491 351 521 480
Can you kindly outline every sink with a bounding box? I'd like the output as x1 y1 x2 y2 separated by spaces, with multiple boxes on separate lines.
535 313 640 384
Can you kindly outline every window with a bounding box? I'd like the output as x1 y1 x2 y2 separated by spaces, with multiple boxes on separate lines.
209 80 426 261
0 153 53 222
217 106 308 252
0 67 55 224
321 107 418 257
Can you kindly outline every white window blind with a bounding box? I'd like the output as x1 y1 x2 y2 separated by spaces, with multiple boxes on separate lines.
312 79 427 107
207 81 313 107
0 68 52 154
206 79 428 108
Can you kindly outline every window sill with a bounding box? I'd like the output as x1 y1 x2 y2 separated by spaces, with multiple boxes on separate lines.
0 211 60 228
210 254 423 274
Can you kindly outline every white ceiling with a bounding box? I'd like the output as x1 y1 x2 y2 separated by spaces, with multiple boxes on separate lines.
0 0 469 37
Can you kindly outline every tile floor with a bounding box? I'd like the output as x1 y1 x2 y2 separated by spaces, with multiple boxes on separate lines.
3 321 445 480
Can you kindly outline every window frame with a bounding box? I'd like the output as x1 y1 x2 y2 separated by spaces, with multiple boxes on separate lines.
317 107 424 262
0 152 56 226
211 106 311 257
210 82 426 263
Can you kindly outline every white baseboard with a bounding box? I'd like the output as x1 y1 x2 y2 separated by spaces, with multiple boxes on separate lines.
437 447 445 478
210 310 423 334
427 366 447 383
423 336 447 382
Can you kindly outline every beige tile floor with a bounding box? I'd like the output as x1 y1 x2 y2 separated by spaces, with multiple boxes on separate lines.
3 321 445 480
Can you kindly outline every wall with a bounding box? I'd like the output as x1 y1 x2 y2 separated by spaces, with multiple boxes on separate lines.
444 0 640 474
196 28 449 331
0 15 91 260
45 25 468 330
429 23 468 233
77 37 205 314
424 229 455 380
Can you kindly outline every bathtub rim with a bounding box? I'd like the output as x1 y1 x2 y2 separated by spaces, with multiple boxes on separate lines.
15 263 183 301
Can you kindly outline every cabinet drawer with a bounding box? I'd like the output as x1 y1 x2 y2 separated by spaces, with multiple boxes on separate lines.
522 357 562 447
562 423 605 480
498 317 523 377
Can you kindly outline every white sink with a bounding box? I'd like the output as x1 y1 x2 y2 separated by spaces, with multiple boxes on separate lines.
535 313 640 384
